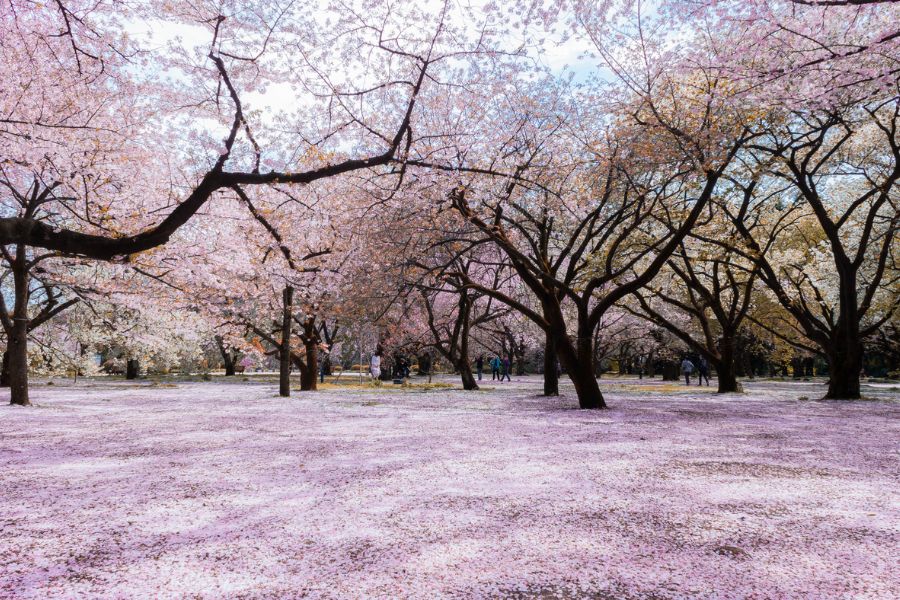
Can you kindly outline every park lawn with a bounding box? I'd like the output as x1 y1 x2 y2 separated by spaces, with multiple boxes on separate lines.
1 377 898 599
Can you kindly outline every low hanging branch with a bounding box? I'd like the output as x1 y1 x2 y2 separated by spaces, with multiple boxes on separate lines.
0 41 430 261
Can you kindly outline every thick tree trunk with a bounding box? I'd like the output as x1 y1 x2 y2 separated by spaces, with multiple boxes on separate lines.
539 300 606 408
715 359 741 393
300 341 318 391
291 354 309 385
716 336 742 393
821 282 863 397
453 298 478 391
554 321 606 409
662 363 679 381
7 322 30 406
457 360 479 390
7 244 31 405
222 346 237 375
567 359 605 409
126 358 139 380
826 274 862 398
215 336 237 376
543 330 559 396
279 286 294 397
1 350 10 387
825 340 862 400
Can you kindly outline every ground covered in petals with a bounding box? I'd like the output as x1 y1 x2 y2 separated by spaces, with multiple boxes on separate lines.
1 377 898 599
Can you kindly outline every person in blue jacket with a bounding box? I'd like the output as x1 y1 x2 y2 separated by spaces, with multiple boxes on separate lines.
490 355 501 380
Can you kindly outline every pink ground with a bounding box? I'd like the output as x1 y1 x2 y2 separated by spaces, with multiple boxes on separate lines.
1 377 898 599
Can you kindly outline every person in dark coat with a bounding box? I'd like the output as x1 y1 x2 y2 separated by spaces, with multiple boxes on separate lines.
697 356 710 386
475 355 484 381
501 357 512 382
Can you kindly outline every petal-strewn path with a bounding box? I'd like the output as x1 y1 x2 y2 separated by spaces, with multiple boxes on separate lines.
1 377 898 599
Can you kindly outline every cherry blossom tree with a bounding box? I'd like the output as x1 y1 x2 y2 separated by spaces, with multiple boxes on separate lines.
409 253 511 390
443 75 753 407
5 0 897 410
625 213 761 393
585 0 899 399
668 0 900 104
720 98 900 398
0 261 80 390
1 0 518 404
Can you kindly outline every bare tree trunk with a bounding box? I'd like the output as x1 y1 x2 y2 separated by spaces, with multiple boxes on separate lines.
825 331 863 400
7 321 29 406
300 339 318 391
716 363 740 393
457 359 479 390
543 330 559 396
215 336 237 376
456 306 479 391
1 351 10 388
126 359 139 380
7 244 31 405
279 286 294 397
715 335 742 393
567 359 605 409
552 318 606 409
819 287 863 400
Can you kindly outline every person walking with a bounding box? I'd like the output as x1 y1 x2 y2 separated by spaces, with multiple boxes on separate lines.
681 356 695 386
370 351 382 380
697 356 710 386
501 356 512 382
490 355 501 380
475 355 484 381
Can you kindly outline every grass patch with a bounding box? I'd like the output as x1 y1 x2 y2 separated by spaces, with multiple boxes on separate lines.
314 381 455 392
611 383 717 394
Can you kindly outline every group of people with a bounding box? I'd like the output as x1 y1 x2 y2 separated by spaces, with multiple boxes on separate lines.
367 351 412 380
680 356 711 386
370 349 711 386
367 351 514 382
474 355 512 382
